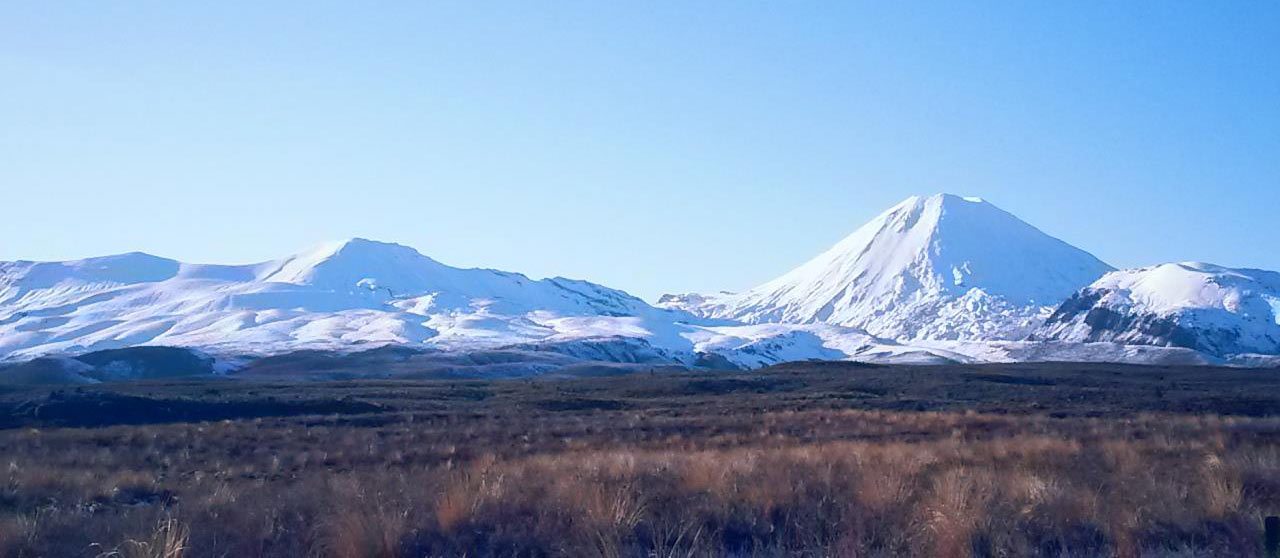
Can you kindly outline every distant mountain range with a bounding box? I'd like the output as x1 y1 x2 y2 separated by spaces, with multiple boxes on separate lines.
3 194 1278 380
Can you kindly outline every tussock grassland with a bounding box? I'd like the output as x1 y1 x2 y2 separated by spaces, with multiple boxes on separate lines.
1 362 1279 556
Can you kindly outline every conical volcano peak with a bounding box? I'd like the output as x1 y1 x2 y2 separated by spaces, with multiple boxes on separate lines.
930 193 987 204
312 238 428 260
684 194 1114 341
892 193 990 211
900 193 1009 220
911 192 987 205
853 194 1003 241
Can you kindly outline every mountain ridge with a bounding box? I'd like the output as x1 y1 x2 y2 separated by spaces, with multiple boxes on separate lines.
3 198 1277 374
0 237 687 361
1037 261 1280 356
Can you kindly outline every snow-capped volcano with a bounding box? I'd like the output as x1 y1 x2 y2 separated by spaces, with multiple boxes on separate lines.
660 194 1114 340
1036 262 1280 356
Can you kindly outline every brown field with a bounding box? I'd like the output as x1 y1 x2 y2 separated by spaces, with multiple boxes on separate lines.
2 361 1280 557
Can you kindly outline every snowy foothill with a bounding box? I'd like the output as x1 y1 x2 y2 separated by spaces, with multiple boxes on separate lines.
1037 262 1280 357
0 238 697 360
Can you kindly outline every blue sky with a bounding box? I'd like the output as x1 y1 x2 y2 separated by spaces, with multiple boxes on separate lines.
2 2 1277 300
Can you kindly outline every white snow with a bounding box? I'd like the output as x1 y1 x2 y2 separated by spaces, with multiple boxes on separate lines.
0 239 697 360
660 194 1113 341
1267 296 1280 327
1038 262 1280 356
1087 262 1279 314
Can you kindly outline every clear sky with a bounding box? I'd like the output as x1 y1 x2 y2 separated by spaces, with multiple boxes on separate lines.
2 2 1277 301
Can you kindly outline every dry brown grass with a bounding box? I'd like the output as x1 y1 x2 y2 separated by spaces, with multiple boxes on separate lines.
3 413 1276 556
94 516 189 558
1 369 1279 556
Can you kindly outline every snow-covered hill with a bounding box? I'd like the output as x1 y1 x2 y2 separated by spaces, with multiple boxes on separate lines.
660 194 1114 341
1 238 954 369
0 239 696 360
1036 262 1280 357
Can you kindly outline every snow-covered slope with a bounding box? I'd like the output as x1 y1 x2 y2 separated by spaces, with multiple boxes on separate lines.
1036 262 1280 357
0 239 698 360
660 194 1113 341
2 233 1273 373
2 238 999 369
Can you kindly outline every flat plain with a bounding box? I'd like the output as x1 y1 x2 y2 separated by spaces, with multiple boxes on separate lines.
3 361 1280 557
